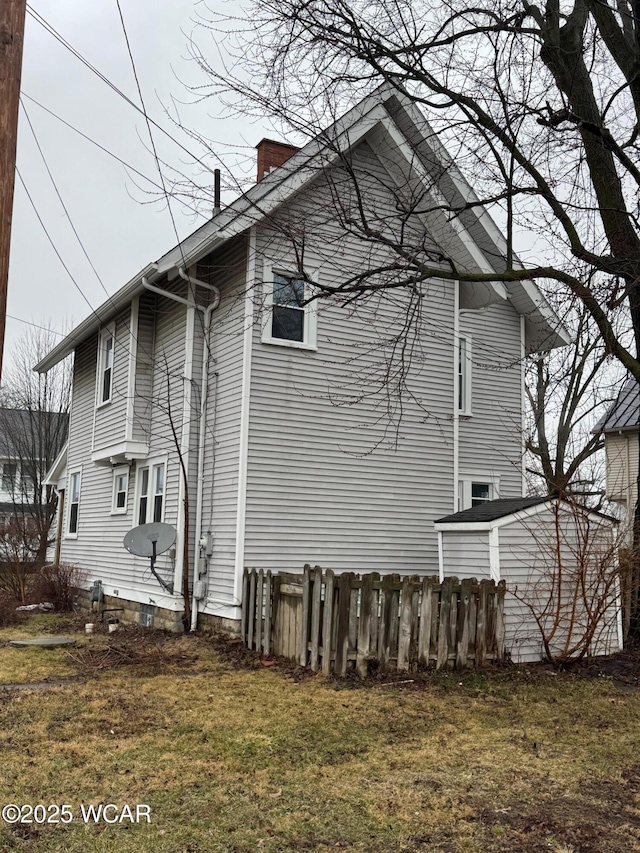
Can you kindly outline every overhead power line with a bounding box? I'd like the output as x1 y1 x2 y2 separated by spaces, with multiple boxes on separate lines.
7 314 65 336
21 93 207 219
26 4 228 175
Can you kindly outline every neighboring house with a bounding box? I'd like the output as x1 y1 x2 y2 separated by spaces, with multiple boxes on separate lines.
0 407 68 565
598 378 640 522
0 408 67 522
36 83 607 655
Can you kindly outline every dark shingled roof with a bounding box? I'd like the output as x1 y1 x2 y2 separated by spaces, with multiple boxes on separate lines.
435 496 550 524
595 379 640 434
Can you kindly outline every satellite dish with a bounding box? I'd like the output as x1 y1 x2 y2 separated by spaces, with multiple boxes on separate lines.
124 522 176 558
123 523 177 594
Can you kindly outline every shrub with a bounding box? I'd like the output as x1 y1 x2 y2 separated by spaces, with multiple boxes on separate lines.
36 563 86 612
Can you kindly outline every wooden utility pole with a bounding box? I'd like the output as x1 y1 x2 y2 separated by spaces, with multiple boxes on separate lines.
0 0 27 383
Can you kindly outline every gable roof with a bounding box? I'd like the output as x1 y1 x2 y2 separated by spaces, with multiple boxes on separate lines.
35 83 568 374
595 378 639 434
0 409 68 458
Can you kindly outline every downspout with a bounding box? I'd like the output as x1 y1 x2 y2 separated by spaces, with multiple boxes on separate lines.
190 299 219 631
141 272 221 630
177 268 221 633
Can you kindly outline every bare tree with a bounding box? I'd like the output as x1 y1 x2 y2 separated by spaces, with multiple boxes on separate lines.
525 302 626 504
0 325 70 567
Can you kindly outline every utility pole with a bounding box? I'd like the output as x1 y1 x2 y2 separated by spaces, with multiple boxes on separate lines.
0 0 27 383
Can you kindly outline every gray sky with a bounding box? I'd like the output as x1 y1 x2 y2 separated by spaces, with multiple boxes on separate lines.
7 0 271 362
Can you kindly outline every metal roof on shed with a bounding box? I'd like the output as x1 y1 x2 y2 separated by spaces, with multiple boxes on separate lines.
595 378 640 434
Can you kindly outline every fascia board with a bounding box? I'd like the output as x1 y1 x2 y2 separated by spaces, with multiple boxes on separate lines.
43 441 68 486
390 90 569 349
33 263 159 373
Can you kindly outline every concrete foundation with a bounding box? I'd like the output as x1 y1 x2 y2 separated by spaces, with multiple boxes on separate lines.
75 589 241 635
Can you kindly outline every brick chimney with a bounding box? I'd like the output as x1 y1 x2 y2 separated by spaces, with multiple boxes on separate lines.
256 138 299 182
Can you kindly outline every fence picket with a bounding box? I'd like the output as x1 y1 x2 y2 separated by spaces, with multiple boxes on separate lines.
437 577 453 669
241 569 249 643
310 566 322 671
397 575 414 671
357 572 373 677
418 576 433 666
335 573 353 676
248 569 256 651
299 565 311 666
322 569 335 675
264 571 272 656
255 569 264 653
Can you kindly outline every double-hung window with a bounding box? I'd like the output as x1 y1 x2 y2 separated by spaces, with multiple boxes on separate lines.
97 325 115 406
136 460 165 525
111 466 129 515
261 263 318 350
457 335 472 415
68 470 81 536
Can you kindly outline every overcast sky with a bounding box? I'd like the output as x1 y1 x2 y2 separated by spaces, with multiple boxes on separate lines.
7 0 275 364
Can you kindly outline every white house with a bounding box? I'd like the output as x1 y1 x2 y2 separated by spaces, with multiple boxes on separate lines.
36 84 578 640
598 378 639 521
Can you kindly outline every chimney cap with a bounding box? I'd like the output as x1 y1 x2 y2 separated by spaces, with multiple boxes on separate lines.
254 137 300 151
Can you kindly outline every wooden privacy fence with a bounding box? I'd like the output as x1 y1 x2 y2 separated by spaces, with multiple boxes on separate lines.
242 566 506 675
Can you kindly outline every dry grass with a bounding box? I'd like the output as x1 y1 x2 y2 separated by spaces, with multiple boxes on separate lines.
1 617 640 852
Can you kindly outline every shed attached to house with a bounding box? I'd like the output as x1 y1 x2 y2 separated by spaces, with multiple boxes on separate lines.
435 498 622 663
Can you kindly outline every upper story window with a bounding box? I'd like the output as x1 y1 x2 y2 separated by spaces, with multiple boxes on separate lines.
1 462 16 493
67 470 81 536
457 335 472 415
97 325 115 406
261 263 318 350
136 459 165 525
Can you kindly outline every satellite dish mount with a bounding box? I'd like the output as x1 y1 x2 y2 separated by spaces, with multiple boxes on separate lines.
123 523 177 594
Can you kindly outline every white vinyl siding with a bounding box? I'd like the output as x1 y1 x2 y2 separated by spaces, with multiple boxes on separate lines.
58 281 190 602
244 142 455 574
458 301 523 500
197 236 248 606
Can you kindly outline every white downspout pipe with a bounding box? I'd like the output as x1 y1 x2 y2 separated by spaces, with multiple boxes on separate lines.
141 271 221 630
190 299 218 631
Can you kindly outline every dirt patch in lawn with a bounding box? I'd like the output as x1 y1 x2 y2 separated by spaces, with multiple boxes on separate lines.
478 765 640 852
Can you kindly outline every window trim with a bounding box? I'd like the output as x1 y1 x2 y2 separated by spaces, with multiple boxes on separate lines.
261 261 318 351
111 465 130 516
134 456 167 526
96 323 116 408
66 468 82 539
457 334 472 416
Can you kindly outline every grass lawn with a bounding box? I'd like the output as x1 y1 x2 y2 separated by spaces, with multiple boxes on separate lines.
1 616 640 852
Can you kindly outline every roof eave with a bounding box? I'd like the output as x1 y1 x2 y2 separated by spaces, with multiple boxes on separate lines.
33 263 159 373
